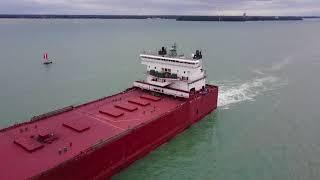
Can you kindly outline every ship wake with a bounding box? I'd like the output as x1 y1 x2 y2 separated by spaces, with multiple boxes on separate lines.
216 76 281 109
215 57 291 109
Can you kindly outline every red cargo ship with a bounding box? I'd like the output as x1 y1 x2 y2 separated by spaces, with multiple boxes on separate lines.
0 44 218 179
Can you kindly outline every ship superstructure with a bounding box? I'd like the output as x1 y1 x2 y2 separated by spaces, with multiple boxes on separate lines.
134 44 205 98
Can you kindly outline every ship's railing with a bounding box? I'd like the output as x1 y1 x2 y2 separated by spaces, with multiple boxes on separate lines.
148 70 178 79
141 51 194 60
0 87 138 132
31 106 74 121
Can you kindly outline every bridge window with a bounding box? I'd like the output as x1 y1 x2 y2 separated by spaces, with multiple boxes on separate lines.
182 76 188 81
142 56 196 65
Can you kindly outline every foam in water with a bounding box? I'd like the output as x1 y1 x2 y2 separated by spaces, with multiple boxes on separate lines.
269 56 292 71
253 56 292 74
214 57 292 109
216 76 279 109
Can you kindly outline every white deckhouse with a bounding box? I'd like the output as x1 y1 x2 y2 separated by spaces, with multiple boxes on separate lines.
134 44 206 98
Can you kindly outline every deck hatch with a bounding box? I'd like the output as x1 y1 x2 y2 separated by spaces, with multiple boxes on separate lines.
140 94 161 101
128 98 150 106
38 129 51 139
63 119 90 132
14 136 44 152
99 107 124 117
114 103 138 112
37 129 58 143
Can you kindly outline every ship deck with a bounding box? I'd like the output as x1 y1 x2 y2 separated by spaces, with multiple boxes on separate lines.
0 88 187 179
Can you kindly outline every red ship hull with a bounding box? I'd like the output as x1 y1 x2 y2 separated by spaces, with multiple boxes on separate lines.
0 85 218 179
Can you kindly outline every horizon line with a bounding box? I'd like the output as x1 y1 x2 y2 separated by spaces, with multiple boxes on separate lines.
0 14 319 17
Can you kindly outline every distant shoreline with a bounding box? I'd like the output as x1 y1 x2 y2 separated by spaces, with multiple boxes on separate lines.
0 15 318 21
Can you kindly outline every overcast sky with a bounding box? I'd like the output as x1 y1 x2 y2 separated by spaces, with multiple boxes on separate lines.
0 0 319 16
